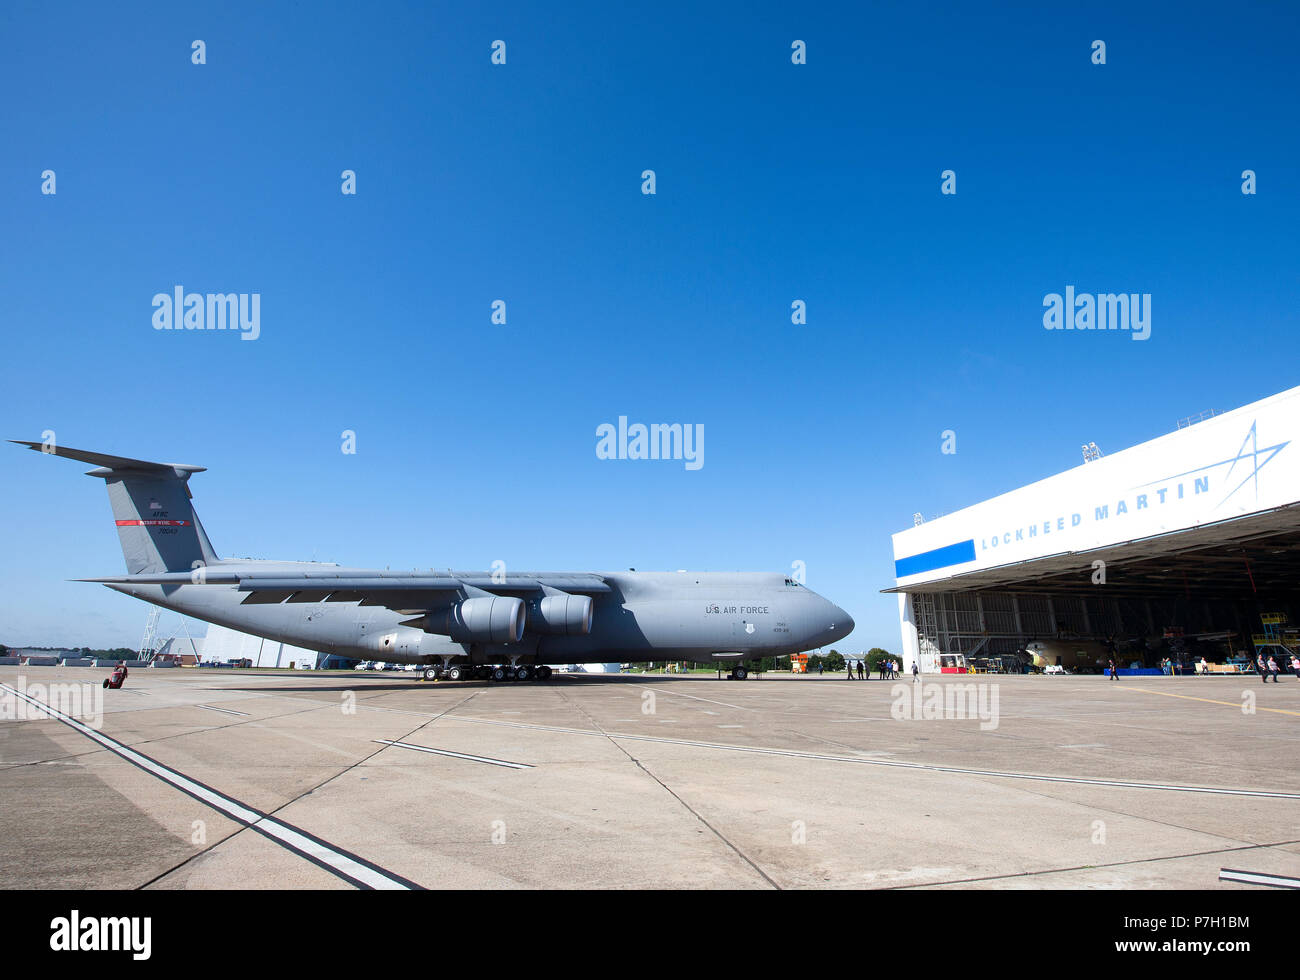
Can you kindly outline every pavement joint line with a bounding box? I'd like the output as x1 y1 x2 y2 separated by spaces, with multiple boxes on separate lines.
1219 867 1300 889
143 688 482 887
92 697 356 754
448 715 1300 800
227 688 437 718
779 727 874 753
372 739 531 769
550 687 781 890
892 838 1300 890
645 687 755 711
1122 685 1300 716
969 773 1271 851
0 746 111 770
194 703 250 717
0 681 422 891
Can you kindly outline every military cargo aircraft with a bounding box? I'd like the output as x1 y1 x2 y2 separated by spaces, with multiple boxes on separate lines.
14 441 853 681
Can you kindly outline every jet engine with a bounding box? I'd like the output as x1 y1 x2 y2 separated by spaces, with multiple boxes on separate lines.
418 596 526 643
526 593 593 635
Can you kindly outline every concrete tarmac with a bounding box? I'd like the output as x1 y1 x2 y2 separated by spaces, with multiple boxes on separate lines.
2 667 1298 889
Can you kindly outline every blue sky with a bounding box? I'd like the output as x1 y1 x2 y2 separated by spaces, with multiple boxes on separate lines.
1 1 1297 651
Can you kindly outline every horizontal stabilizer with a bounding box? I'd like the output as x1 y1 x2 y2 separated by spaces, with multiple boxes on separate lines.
77 572 242 585
17 439 217 574
9 440 204 474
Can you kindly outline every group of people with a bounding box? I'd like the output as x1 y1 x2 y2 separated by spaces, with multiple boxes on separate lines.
1256 652 1300 682
816 658 919 679
1108 652 1300 681
842 658 902 679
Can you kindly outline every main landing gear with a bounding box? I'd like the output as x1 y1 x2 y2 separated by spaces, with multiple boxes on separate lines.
422 664 553 682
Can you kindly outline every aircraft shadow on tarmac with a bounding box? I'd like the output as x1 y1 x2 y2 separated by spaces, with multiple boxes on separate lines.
217 671 784 694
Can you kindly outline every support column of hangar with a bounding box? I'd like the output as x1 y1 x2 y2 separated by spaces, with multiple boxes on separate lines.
888 384 1300 670
898 591 946 673
897 593 919 673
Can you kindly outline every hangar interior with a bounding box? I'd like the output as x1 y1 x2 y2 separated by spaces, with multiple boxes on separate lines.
892 503 1300 671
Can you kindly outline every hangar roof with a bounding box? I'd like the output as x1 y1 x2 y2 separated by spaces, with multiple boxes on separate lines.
890 384 1300 595
884 501 1300 598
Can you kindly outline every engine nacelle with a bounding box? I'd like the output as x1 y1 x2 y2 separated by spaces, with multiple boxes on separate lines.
527 594 593 636
440 596 526 644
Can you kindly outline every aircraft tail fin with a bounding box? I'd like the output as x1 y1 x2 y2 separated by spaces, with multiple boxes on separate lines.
12 440 220 575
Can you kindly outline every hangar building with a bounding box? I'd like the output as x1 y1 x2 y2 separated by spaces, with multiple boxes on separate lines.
889 385 1300 673
199 624 343 669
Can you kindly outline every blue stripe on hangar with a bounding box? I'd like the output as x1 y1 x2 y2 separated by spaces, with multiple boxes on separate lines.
894 539 977 578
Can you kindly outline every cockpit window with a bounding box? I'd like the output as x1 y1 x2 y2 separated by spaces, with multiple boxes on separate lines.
784 579 802 587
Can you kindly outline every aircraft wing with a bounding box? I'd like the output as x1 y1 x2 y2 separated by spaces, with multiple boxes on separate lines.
79 570 611 615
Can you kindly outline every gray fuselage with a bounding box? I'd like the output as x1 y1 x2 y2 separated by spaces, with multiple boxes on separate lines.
12 440 854 669
111 562 853 666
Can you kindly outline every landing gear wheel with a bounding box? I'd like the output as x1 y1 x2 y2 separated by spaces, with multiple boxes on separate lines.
537 665 552 681
422 667 439 681
447 666 463 682
733 665 748 680
492 666 507 682
515 665 532 682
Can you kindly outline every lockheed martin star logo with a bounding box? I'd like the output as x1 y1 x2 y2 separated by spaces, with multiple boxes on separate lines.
1220 421 1289 506
1138 420 1288 508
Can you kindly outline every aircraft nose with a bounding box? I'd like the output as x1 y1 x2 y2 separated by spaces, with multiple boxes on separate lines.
824 602 854 643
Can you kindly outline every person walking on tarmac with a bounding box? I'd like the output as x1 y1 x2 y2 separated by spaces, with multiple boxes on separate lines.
845 660 853 680
1257 653 1269 682
857 660 865 680
1108 658 1119 681
1266 655 1280 682
912 660 920 682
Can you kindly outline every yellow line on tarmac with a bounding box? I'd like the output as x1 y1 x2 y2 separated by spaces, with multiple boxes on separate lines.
1122 686 1300 717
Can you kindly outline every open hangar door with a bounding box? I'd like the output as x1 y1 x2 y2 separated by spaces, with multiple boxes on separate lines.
893 503 1300 673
